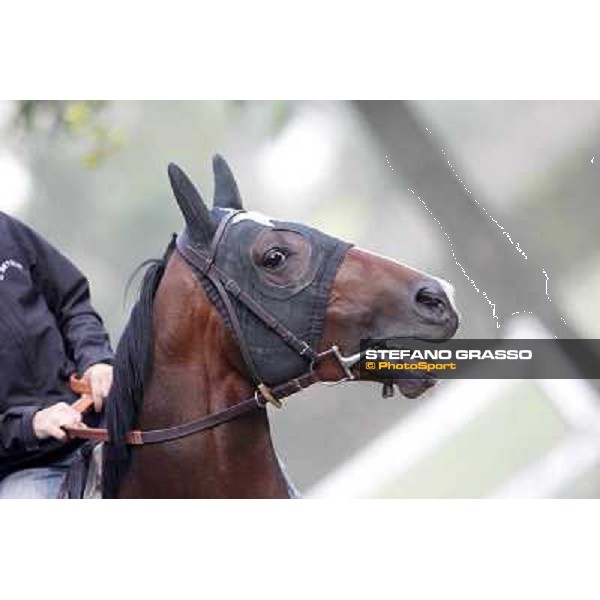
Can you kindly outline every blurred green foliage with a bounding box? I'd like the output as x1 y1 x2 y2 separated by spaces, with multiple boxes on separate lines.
13 100 124 167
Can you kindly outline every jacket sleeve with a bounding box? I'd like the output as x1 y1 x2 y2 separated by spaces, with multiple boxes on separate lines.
8 216 114 374
0 406 40 456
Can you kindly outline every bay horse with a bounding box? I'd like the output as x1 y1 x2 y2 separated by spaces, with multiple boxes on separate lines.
100 155 459 498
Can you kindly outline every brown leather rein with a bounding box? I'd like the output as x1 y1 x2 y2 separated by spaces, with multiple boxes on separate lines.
64 353 343 445
65 213 358 446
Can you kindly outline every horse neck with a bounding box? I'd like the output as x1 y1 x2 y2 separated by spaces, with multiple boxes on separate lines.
119 254 291 498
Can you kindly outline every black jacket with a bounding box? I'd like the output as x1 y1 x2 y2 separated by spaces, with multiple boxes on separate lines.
0 212 114 477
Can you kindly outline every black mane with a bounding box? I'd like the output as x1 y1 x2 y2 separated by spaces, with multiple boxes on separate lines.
102 237 176 498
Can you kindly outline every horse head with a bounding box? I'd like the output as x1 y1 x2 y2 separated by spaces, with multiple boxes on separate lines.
167 155 459 400
103 154 460 498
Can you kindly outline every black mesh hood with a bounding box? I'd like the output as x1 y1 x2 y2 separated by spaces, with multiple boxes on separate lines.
192 209 352 386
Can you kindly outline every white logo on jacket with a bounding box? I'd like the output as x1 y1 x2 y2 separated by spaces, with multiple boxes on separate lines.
0 259 24 281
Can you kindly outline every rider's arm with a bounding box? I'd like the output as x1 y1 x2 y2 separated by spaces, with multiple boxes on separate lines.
0 402 86 456
6 216 115 373
0 406 41 456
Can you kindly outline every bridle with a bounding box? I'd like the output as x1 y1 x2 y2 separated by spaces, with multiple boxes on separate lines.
66 211 363 446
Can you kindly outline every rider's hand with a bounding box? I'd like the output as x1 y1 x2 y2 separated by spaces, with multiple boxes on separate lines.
82 363 113 412
32 402 85 441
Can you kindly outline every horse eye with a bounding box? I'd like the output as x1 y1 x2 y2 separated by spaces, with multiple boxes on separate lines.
261 248 288 270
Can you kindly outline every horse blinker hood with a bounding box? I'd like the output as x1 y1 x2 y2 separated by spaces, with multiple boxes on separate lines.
168 156 352 386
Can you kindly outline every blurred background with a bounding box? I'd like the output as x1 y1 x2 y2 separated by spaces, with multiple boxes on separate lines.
1 100 599 498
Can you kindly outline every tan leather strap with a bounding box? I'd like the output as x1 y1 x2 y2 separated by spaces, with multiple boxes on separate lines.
69 375 96 412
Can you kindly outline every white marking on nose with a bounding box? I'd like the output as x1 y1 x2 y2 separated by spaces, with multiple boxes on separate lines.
433 276 457 313
230 210 274 227
355 248 458 313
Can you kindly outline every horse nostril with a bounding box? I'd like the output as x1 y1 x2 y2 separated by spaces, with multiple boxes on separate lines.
416 287 446 310
414 284 451 323
413 280 458 335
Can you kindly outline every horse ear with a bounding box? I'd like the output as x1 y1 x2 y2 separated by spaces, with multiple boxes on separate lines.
168 163 216 245
212 154 243 210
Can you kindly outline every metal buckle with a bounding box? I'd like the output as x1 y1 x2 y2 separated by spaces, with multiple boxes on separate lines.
254 391 268 408
316 345 362 387
257 383 282 409
298 341 312 356
331 345 357 381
